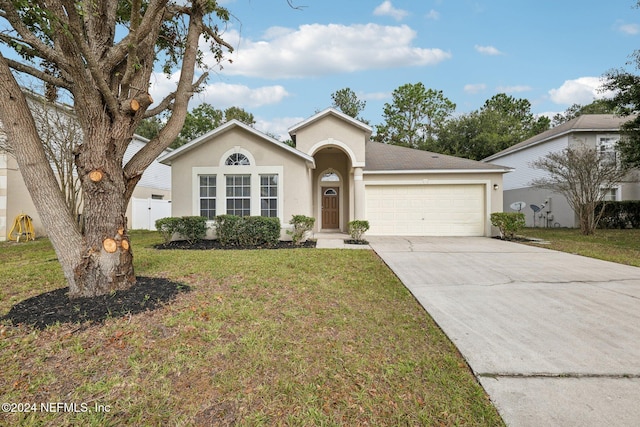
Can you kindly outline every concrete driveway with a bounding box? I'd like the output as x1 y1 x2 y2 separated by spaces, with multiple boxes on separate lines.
369 236 640 427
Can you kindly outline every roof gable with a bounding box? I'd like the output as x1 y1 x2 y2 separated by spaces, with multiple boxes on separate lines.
158 120 314 165
288 108 372 137
483 114 633 161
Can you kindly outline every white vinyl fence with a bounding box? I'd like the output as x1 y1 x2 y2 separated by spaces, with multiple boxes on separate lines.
132 198 171 230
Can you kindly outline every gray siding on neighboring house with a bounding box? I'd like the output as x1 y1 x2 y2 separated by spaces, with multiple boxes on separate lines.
485 115 640 228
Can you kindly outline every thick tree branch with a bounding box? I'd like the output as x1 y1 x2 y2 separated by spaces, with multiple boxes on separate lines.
123 1 208 194
144 72 209 118
5 58 71 90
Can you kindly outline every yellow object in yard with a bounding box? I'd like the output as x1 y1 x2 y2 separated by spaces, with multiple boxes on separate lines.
8 214 35 242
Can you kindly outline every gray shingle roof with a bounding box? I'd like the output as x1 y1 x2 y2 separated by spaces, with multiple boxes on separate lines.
364 141 509 172
483 114 633 161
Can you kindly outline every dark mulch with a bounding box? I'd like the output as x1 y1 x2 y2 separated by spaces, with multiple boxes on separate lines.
1 277 191 330
154 239 317 250
344 239 369 245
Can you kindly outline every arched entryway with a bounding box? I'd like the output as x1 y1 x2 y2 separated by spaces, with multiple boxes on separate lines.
313 145 351 231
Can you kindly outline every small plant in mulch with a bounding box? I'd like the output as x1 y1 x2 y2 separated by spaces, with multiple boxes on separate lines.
345 219 370 245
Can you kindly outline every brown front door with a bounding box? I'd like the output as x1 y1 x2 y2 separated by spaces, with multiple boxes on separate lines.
322 187 339 229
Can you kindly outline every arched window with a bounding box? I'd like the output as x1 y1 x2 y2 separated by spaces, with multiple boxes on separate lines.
321 171 340 182
225 153 250 166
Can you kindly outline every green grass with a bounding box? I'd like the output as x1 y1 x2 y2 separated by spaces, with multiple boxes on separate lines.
0 231 504 426
520 228 640 267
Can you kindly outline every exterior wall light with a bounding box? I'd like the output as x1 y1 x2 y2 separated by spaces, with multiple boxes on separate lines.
493 184 499 190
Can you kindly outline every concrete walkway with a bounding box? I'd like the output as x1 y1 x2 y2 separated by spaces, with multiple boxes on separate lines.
313 232 371 249
368 236 640 427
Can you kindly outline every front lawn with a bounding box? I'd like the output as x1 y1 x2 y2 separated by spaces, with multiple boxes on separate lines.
0 231 503 426
520 228 640 267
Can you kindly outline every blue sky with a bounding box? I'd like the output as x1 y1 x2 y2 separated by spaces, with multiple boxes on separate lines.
151 1 640 139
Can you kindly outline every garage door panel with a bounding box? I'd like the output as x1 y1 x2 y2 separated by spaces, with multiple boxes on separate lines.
366 184 485 236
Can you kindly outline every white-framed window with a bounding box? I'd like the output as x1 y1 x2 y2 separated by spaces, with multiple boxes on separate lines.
199 175 217 219
225 153 250 166
598 136 619 168
260 174 278 217
226 175 251 216
602 187 619 202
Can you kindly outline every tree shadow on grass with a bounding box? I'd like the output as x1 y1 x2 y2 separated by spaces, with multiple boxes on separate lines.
1 277 191 330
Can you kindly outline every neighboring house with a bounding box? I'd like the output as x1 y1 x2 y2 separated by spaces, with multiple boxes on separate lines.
484 114 640 228
158 108 509 237
0 135 171 241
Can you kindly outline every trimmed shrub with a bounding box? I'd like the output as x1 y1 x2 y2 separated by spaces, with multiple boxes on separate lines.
287 215 315 245
155 216 207 244
490 212 525 240
175 216 207 244
237 216 281 247
214 215 242 245
348 220 370 242
155 217 181 244
214 215 281 247
597 201 640 229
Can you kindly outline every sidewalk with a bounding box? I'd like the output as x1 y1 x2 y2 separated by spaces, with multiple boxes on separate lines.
313 232 371 249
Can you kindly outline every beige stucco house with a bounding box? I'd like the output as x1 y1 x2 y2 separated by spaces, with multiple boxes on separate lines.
159 108 509 237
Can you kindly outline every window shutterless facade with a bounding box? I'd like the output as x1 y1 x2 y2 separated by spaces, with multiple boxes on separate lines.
199 175 216 219
260 174 278 217
226 174 251 216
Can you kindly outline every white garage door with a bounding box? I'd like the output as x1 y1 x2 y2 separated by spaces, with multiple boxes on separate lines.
365 184 485 236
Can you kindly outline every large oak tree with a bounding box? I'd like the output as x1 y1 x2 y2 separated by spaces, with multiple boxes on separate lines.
0 1 233 297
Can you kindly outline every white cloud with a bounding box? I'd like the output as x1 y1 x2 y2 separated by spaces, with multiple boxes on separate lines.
215 24 451 79
464 83 486 94
148 72 290 110
425 9 440 20
496 85 532 93
474 45 504 56
548 77 614 105
616 22 640 35
373 1 409 21
255 116 305 141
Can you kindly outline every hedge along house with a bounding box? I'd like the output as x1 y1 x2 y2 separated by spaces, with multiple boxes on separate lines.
158 108 510 237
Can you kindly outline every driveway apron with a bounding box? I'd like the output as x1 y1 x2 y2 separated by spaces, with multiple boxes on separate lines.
369 236 640 427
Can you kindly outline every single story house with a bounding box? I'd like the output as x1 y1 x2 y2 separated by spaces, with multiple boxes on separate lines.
158 108 509 237
0 135 171 241
483 114 640 228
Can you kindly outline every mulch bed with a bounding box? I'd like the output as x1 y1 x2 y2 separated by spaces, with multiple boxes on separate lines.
1 277 191 330
154 239 317 250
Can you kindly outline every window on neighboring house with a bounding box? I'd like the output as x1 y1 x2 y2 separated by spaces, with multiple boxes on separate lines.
260 174 278 217
598 136 619 168
225 153 250 166
602 187 619 202
226 175 250 216
199 175 216 219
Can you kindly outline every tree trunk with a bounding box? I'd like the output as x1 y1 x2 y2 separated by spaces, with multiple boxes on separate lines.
71 119 137 298
0 55 136 298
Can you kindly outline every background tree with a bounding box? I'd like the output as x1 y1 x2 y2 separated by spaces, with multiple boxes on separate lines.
602 66 640 168
0 90 84 226
435 93 550 160
374 82 455 150
145 104 255 148
331 87 367 121
551 99 618 126
0 1 234 298
531 147 629 235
